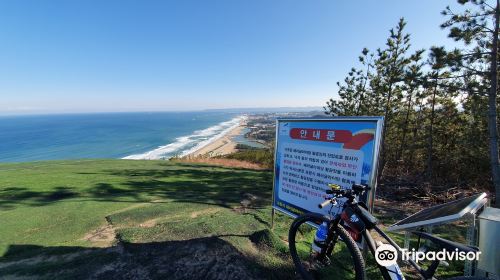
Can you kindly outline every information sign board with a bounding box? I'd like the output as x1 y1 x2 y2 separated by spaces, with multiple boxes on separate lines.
272 117 384 218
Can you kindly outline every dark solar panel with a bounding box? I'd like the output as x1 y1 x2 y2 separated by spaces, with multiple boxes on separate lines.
393 194 483 226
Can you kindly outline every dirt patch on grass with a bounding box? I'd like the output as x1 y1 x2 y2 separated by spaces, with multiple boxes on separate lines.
81 223 116 246
138 213 183 228
138 219 158 228
190 207 220 218
137 207 221 228
171 157 266 170
233 193 259 214
107 202 152 216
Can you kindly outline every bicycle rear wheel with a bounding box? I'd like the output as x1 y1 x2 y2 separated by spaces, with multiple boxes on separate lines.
288 212 366 280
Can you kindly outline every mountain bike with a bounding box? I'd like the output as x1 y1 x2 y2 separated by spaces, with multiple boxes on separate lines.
288 184 368 280
289 183 489 280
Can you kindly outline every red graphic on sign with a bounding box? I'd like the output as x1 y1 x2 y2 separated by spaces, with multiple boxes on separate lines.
343 133 374 150
289 128 374 150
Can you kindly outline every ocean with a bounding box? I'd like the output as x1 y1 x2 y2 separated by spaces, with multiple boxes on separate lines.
0 112 244 162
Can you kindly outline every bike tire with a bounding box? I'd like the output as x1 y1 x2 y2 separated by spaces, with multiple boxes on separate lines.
288 212 366 280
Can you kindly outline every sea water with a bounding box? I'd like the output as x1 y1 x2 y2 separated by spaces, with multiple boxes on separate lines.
0 112 243 162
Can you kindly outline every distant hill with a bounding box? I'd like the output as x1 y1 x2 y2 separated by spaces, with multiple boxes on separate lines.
203 106 324 114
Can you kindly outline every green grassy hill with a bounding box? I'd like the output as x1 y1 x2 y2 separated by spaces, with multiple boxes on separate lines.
0 159 468 279
0 160 293 279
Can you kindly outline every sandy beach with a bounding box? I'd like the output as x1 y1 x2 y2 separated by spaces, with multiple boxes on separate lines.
184 120 246 158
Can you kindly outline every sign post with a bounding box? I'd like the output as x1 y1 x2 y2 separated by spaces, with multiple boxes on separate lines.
272 117 384 220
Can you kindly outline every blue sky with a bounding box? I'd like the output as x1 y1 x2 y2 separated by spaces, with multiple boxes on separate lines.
0 0 460 114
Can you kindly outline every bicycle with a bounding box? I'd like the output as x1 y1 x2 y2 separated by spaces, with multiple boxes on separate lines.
288 183 488 280
288 184 368 280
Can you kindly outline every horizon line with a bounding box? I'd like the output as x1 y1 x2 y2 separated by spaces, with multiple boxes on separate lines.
0 106 324 117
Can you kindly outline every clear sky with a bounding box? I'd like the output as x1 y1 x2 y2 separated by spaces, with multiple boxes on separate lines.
0 0 460 115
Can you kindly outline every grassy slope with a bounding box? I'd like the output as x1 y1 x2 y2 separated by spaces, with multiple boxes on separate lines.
0 159 466 279
0 160 296 279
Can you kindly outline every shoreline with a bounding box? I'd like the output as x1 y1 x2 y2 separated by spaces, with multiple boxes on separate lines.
183 119 246 158
122 115 246 160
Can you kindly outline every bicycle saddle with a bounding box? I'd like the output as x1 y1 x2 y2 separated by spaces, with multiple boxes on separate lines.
411 231 479 253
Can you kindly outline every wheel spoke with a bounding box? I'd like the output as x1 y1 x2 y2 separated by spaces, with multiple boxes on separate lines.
288 213 366 280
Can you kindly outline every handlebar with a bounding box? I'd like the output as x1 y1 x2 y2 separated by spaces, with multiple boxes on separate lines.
328 183 370 196
317 183 371 209
318 200 332 209
352 183 371 193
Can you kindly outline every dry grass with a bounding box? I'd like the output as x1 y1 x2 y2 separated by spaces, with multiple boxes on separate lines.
171 156 266 170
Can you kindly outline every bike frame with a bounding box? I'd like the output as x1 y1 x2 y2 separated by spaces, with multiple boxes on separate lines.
362 223 438 280
324 199 438 280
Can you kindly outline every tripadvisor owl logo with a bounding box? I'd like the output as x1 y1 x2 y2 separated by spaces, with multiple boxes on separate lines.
375 244 398 266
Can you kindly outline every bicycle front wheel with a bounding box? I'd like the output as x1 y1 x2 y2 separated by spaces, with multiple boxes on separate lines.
288 212 366 280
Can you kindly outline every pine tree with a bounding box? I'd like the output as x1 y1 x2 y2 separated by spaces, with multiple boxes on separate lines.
373 18 412 171
441 0 500 206
397 50 425 161
355 48 375 115
324 68 361 116
424 47 451 179
325 49 374 116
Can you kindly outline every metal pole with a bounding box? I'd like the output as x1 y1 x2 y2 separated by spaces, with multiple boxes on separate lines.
404 231 411 250
464 214 477 276
271 208 275 230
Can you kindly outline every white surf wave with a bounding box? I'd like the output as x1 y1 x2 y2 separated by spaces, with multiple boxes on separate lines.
122 115 246 160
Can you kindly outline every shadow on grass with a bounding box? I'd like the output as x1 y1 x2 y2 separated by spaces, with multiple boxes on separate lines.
0 186 78 209
0 236 282 280
0 165 273 210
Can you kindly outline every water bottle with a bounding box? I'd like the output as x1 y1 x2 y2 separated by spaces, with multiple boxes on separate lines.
311 222 328 253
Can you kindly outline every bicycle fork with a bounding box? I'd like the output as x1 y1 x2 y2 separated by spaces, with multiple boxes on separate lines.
316 218 341 263
363 230 406 280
